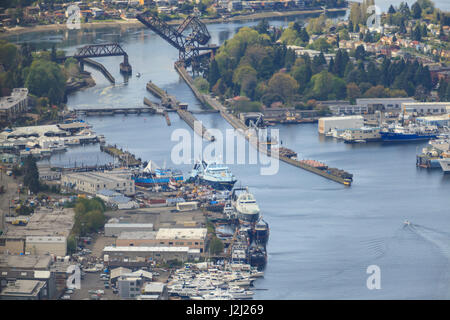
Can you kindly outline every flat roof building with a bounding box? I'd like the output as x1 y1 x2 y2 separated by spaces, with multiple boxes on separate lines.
62 171 135 196
402 102 450 115
0 279 47 300
105 223 154 237
356 98 416 112
103 246 201 264
318 115 364 134
25 236 67 256
0 88 28 122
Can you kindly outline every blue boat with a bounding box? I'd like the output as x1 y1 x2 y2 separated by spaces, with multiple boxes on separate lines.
381 125 439 142
133 161 183 187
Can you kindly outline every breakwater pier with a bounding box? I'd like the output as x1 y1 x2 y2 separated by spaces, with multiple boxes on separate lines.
145 80 215 141
174 62 352 186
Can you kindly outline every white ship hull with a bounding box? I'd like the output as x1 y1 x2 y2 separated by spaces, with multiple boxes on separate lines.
438 158 450 173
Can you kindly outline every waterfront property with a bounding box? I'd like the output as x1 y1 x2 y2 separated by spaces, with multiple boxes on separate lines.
103 246 201 265
318 115 364 134
402 102 450 116
61 171 135 196
116 228 207 253
0 88 28 122
356 98 416 113
416 115 450 127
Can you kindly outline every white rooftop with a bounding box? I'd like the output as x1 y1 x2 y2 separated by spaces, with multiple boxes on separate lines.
156 228 207 240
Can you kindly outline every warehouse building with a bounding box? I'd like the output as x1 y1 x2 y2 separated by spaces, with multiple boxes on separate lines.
61 171 135 196
103 246 201 264
318 115 364 134
104 223 154 237
25 236 67 256
416 114 450 127
115 228 207 252
356 98 416 112
402 102 450 116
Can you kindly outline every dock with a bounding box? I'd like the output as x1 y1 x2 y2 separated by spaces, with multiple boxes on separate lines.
74 106 155 116
145 80 215 141
174 62 352 186
83 58 115 83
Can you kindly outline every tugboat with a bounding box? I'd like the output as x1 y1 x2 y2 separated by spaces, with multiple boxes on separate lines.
187 160 237 190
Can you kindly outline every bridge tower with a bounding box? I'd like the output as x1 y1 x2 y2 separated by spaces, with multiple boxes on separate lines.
120 54 132 74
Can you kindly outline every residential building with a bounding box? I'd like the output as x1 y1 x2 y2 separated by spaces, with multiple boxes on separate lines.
0 88 28 122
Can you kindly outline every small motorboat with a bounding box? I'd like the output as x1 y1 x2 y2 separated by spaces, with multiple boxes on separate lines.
404 220 411 226
136 72 141 77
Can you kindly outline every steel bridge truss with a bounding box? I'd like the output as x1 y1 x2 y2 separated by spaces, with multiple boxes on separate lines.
136 10 212 66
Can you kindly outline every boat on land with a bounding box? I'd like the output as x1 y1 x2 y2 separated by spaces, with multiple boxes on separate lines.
231 187 260 223
187 160 237 190
133 160 183 187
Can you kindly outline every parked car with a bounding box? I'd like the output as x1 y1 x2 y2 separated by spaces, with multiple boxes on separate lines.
60 295 71 300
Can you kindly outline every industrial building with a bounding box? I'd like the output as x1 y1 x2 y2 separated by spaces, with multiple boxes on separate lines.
356 98 416 112
318 115 364 134
402 102 450 115
61 171 135 196
116 228 207 252
103 246 201 265
140 282 168 300
0 279 47 300
96 189 138 209
416 114 450 127
328 104 369 115
0 88 28 122
104 223 154 237
25 236 67 256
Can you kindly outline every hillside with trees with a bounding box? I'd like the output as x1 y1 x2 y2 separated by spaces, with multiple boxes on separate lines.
205 19 438 113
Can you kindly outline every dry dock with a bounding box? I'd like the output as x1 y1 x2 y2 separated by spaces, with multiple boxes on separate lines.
175 62 352 186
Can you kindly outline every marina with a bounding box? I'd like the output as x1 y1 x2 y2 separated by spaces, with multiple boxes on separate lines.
3 10 450 300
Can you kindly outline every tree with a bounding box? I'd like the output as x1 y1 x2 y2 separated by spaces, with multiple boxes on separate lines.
412 2 422 19
267 72 299 102
209 236 224 255
208 59 220 87
388 5 396 14
23 155 40 194
347 83 361 103
355 44 366 60
25 59 66 105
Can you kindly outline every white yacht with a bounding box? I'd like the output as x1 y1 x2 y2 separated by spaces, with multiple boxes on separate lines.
229 286 254 300
232 187 260 223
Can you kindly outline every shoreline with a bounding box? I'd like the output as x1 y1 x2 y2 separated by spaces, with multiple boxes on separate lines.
0 8 347 38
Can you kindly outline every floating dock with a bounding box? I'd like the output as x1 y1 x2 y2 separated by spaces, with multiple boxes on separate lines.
174 62 352 186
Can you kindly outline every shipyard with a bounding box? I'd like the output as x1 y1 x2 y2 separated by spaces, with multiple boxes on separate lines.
0 0 450 304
